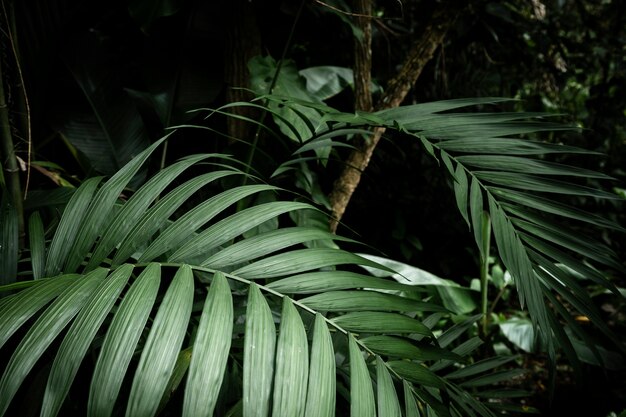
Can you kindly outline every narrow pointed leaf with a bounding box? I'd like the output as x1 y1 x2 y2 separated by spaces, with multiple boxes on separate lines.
387 361 444 388
28 212 45 279
267 271 420 294
272 298 309 417
0 274 76 348
361 336 461 362
45 176 102 276
0 268 106 416
437 137 591 155
141 185 280 262
445 355 519 379
377 357 402 417
469 177 484 257
88 263 160 417
453 164 470 227
64 136 168 272
479 172 618 199
332 312 432 336
183 271 233 417
305 314 335 417
86 155 210 270
203 227 349 268
158 347 193 415
112 170 240 265
41 265 133 417
171 201 312 263
457 155 611 178
234 249 391 279
300 291 447 313
348 334 375 417
488 196 550 353
126 265 194 417
403 381 421 417
437 315 482 348
491 188 624 231
243 284 276 417
459 369 526 388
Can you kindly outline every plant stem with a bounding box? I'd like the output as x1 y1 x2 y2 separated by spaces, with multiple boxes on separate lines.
0 48 24 247
479 211 491 338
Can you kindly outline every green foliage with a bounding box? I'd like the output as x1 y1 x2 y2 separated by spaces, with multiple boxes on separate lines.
0 90 623 415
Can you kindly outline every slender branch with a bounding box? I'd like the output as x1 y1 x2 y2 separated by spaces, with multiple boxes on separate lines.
0 39 24 246
329 1 466 232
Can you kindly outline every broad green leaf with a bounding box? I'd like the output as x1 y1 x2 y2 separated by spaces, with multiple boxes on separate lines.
332 312 432 336
436 286 477 314
267 271 421 294
299 66 353 101
300 291 447 313
272 298 309 417
65 136 168 273
88 263 160 417
126 265 194 417
376 357 402 417
113 170 240 265
203 227 349 268
28 212 45 279
0 268 106 416
445 355 519 379
86 154 210 270
41 265 133 417
498 319 535 353
305 314 335 417
243 284 276 417
234 249 390 279
357 254 460 287
0 274 76 348
348 334 375 417
45 176 102 277
183 271 233 417
387 361 444 388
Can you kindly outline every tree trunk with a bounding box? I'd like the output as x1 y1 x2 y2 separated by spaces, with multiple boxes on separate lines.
329 1 465 232
224 0 262 142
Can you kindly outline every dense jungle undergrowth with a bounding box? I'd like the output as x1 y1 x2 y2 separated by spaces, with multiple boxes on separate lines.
0 0 624 416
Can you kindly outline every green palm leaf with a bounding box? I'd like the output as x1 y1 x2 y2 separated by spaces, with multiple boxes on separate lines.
126 265 194 417
272 298 309 417
0 268 107 416
243 284 276 417
88 263 160 417
183 271 233 417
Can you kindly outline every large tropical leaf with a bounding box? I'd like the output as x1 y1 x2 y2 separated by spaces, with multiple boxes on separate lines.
5 89 623 415
0 135 510 416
